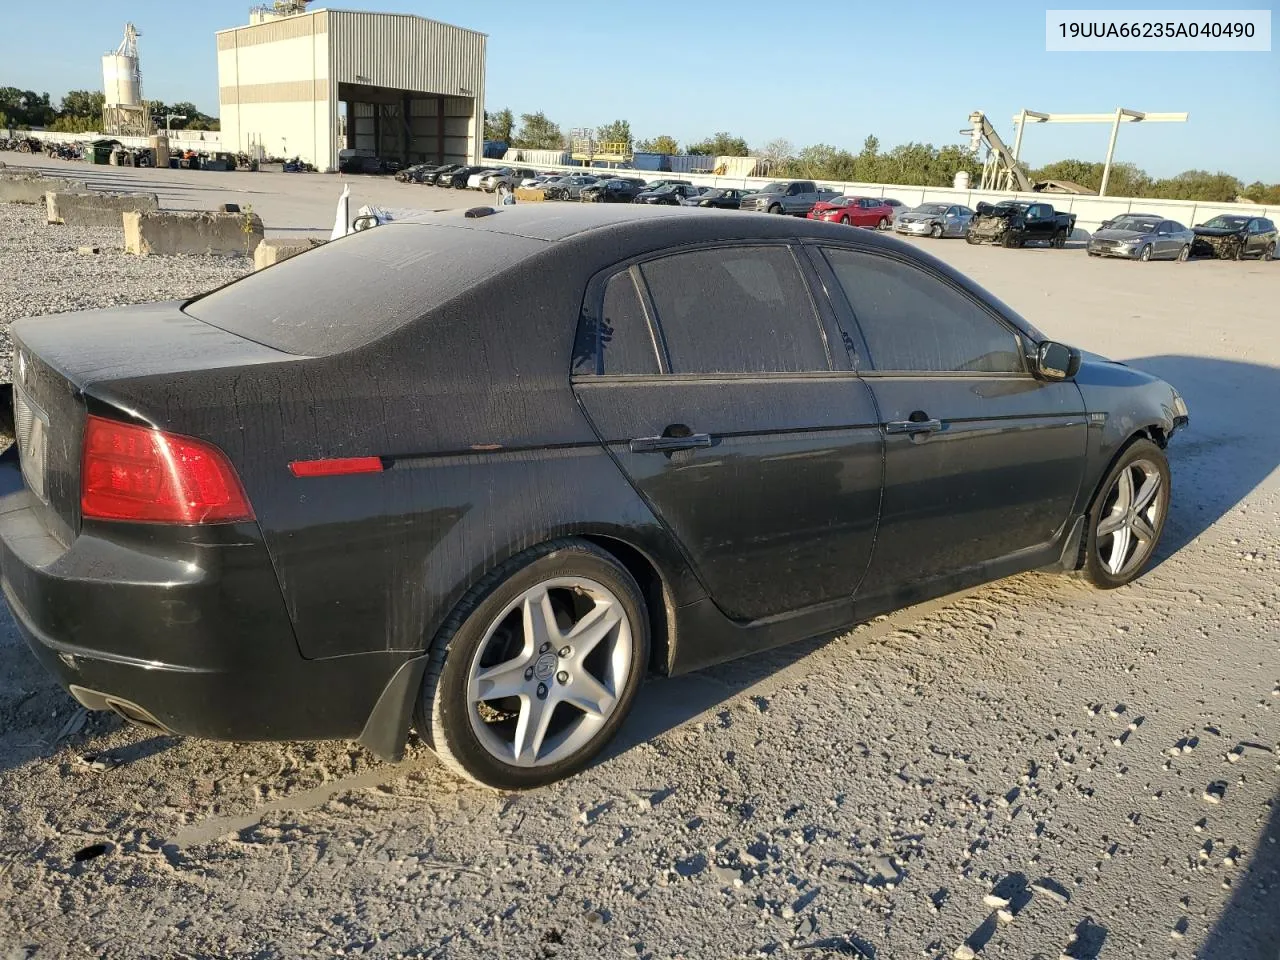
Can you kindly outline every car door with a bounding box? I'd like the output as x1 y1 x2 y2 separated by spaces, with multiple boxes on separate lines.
1023 204 1049 243
814 245 1088 594
571 244 884 622
1246 219 1264 255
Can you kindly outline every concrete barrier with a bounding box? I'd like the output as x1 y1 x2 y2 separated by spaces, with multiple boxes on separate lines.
46 191 159 227
124 210 264 257
253 237 324 271
0 175 87 204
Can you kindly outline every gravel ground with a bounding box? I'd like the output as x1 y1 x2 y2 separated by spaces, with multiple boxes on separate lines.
0 203 251 381
0 202 1277 960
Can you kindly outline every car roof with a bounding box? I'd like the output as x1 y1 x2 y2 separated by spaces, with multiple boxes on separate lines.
395 202 927 245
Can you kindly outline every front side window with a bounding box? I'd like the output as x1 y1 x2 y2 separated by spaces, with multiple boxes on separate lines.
822 248 1024 374
640 246 828 374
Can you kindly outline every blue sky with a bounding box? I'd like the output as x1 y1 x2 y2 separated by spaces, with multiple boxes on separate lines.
5 1 1277 181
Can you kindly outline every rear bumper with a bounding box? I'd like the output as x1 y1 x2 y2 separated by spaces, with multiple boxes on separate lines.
0 467 410 746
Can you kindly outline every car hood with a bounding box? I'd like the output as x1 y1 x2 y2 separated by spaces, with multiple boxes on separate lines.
900 213 942 222
1093 228 1151 242
1193 226 1244 236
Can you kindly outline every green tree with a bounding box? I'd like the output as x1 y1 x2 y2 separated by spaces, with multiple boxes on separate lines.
1147 169 1243 202
595 119 632 146
513 111 564 150
1242 180 1280 204
484 107 514 142
49 114 98 133
685 131 749 156
0 88 54 127
59 89 104 119
635 134 679 155
853 134 882 181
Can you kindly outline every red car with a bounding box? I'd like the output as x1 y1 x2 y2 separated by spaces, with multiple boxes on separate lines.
807 196 896 229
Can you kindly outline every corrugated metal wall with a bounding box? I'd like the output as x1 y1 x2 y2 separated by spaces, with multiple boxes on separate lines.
329 10 484 165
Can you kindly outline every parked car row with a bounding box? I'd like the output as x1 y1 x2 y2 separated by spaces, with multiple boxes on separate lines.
391 164 1277 262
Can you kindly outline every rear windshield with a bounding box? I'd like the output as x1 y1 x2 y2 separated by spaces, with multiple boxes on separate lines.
184 222 545 356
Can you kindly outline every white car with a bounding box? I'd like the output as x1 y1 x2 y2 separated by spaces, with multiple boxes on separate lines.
465 168 498 190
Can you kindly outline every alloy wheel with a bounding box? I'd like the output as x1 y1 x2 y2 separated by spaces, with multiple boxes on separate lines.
465 576 633 768
1095 459 1164 578
1140 245 1152 261
1178 245 1190 262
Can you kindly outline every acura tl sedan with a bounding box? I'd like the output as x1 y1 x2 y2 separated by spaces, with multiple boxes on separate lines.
0 205 1188 789
1087 213 1195 262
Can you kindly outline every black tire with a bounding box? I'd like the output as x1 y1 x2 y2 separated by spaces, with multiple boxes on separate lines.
930 223 943 239
1052 230 1067 249
877 217 889 230
1177 244 1190 262
966 233 981 245
414 539 650 789
768 204 783 215
1264 242 1276 262
1082 438 1170 589
1139 244 1152 262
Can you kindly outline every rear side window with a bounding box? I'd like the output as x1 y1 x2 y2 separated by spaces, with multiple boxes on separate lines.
574 270 660 375
184 222 544 356
822 248 1024 374
640 246 829 374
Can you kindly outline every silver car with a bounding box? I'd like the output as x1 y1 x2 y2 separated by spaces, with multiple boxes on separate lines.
894 203 974 238
1087 214 1195 262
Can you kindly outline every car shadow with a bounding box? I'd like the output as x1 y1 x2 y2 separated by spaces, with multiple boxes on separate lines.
1198 788 1280 958
1122 355 1280 566
614 354 1278 758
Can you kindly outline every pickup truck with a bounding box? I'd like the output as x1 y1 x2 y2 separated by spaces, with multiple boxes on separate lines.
966 201 1076 248
739 180 842 216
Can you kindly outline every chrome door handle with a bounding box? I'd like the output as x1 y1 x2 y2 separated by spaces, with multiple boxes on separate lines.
630 433 712 453
885 418 942 435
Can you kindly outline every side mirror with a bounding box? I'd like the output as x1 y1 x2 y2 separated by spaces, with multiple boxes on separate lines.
1035 341 1081 381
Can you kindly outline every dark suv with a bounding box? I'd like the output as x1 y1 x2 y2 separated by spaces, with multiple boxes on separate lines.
1 206 1187 789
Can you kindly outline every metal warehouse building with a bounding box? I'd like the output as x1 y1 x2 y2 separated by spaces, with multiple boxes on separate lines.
216 5 486 171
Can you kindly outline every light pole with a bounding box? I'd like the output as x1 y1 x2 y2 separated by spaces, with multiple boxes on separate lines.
165 114 187 139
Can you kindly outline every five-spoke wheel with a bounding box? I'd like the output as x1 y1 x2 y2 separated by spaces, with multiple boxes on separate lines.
415 540 649 788
1083 439 1170 587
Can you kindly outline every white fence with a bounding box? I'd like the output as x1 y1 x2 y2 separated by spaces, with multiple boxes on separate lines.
522 162 1277 236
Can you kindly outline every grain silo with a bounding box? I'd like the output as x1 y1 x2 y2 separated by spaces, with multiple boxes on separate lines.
102 23 152 136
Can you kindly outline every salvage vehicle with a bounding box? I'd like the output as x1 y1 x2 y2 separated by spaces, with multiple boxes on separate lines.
635 179 692 194
479 168 537 192
543 174 601 201
739 180 842 216
632 183 706 205
1 205 1188 789
579 178 648 203
1191 215 1277 261
894 203 975 239
465 168 501 190
808 197 897 229
417 164 463 186
444 166 492 189
683 187 749 210
966 201 1076 248
1087 214 1194 262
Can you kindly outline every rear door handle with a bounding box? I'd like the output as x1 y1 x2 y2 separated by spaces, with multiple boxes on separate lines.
885 418 943 435
630 433 712 453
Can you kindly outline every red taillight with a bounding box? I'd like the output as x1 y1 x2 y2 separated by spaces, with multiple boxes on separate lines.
288 457 384 478
81 415 254 524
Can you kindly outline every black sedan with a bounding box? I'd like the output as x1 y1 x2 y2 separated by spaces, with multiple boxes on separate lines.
1 205 1188 789
684 187 749 209
633 183 705 205
1191 214 1277 260
579 178 648 203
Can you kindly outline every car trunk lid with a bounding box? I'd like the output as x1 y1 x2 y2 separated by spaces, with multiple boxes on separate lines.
9 301 297 543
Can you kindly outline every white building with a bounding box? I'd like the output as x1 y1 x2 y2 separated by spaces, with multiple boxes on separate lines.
216 6 486 171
